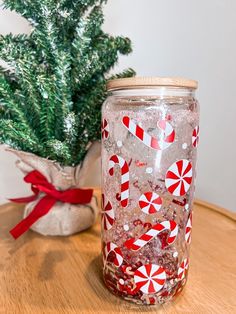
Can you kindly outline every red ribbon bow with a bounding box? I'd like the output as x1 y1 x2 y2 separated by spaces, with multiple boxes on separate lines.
9 170 93 239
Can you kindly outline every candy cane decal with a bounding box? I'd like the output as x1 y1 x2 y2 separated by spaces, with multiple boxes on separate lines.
101 194 115 231
185 213 192 244
178 258 189 280
109 155 129 208
103 242 123 268
122 116 175 150
124 220 178 251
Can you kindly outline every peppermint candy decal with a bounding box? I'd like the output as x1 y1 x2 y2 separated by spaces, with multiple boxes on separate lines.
139 192 162 214
122 116 175 150
178 258 189 280
124 220 178 251
103 242 123 268
134 264 166 294
109 155 129 208
185 213 192 244
102 118 109 139
101 194 115 231
192 126 199 148
165 159 193 196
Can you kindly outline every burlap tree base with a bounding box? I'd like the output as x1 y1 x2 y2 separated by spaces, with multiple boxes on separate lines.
7 142 100 237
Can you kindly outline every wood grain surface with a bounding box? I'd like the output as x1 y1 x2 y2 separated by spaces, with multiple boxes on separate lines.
0 198 235 314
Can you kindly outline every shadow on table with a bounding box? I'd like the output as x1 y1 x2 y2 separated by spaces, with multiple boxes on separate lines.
0 202 71 266
38 249 66 281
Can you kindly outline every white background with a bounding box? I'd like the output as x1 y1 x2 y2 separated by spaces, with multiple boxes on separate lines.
0 0 235 211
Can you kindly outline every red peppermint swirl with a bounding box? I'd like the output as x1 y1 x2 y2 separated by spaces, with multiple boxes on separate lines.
134 264 166 294
192 126 199 148
139 192 162 214
102 119 109 139
165 159 193 196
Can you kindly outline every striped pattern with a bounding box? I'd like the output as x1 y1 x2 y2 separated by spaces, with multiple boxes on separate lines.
101 194 115 231
134 264 166 294
109 155 129 208
165 159 193 196
185 213 192 244
101 119 109 139
122 116 175 150
103 242 123 268
192 125 200 148
178 258 189 280
139 192 163 214
124 220 178 251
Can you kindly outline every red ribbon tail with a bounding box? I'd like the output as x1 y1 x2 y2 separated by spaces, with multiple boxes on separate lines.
9 186 39 204
9 194 38 204
10 195 56 239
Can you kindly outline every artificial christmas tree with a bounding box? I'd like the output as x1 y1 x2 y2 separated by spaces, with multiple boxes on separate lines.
0 0 134 237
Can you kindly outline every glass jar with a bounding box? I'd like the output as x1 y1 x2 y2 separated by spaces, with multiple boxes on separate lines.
101 77 199 305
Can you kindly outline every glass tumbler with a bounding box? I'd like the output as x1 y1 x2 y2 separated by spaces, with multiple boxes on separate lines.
101 77 199 305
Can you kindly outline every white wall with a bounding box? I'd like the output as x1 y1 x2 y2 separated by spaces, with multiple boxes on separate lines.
0 0 236 211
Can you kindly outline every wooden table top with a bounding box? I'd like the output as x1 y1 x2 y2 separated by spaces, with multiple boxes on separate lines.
0 199 235 314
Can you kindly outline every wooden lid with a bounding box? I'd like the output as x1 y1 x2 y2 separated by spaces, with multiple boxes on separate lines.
107 77 198 91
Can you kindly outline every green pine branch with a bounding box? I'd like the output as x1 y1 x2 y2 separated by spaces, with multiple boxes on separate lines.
45 139 72 165
3 0 42 21
108 68 136 80
73 34 132 87
0 0 135 166
0 119 44 154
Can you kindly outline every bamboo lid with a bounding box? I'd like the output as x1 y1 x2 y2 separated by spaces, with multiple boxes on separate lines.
107 77 198 91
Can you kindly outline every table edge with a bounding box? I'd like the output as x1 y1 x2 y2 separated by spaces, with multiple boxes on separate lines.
194 198 236 222
1 191 235 223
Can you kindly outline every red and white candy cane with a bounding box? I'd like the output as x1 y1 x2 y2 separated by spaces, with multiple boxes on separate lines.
109 155 129 208
122 116 175 150
192 126 199 148
178 258 189 280
101 118 109 139
103 242 123 268
185 213 192 244
134 264 166 294
124 220 178 251
101 194 115 231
